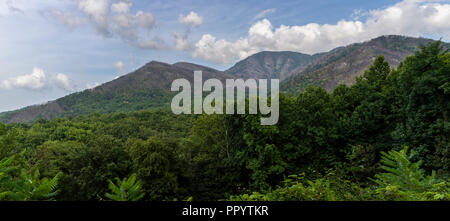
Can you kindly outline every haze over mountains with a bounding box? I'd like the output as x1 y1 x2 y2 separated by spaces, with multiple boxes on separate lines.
1 35 448 123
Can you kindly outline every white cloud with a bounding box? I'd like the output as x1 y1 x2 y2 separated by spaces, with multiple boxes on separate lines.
173 32 192 51
71 0 158 47
253 8 276 20
114 61 126 73
54 73 74 91
193 0 450 64
193 34 258 64
178 11 203 27
0 68 75 91
78 0 110 35
136 10 155 29
51 10 87 28
175 11 203 51
1 67 47 90
111 1 132 14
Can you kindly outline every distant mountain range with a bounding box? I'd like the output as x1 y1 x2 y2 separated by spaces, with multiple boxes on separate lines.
1 35 448 123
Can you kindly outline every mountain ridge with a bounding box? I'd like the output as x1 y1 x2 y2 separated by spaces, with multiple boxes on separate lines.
282 35 450 93
1 35 448 123
225 51 323 80
0 61 233 123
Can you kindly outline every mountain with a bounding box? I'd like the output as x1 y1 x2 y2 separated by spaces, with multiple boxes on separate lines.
225 51 323 80
0 61 232 123
1 35 448 123
281 35 450 93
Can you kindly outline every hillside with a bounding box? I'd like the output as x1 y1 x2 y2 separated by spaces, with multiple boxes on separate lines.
1 41 448 202
281 35 450 93
0 61 232 123
1 35 447 123
225 51 323 80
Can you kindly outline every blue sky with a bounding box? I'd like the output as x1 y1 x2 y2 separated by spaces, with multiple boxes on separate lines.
0 0 449 112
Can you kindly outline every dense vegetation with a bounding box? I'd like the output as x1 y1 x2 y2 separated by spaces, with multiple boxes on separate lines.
281 35 449 94
0 42 448 201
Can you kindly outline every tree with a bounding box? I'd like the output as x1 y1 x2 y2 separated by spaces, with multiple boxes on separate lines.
289 87 339 171
391 41 449 174
0 123 19 159
126 137 181 200
0 156 16 199
349 55 394 151
361 55 390 89
182 114 245 200
33 137 130 201
105 173 145 201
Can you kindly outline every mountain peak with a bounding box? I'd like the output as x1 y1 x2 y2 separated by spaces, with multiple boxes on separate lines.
173 62 220 72
1 35 447 123
144 60 172 68
225 51 321 80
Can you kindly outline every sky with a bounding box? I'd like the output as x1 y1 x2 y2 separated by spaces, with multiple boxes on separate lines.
0 0 449 112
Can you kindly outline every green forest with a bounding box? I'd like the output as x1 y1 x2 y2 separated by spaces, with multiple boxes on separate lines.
0 42 448 201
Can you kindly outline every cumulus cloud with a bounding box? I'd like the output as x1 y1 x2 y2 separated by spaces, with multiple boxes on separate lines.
178 11 203 27
135 10 155 29
173 32 192 51
50 0 158 48
78 0 110 36
111 1 132 14
193 34 257 64
114 61 126 73
79 0 156 45
253 8 276 20
1 68 47 90
174 11 203 51
0 68 75 91
193 0 450 64
54 73 74 91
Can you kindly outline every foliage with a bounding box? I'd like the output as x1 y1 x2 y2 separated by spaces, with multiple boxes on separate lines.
0 155 62 201
126 137 185 200
0 42 448 201
229 172 365 201
370 147 449 200
105 173 145 201
0 123 19 159
0 156 16 199
230 147 449 201
6 169 62 201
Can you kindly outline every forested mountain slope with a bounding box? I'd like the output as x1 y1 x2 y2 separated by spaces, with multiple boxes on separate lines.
0 61 232 123
1 35 448 123
225 51 323 80
282 35 450 93
0 42 448 201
